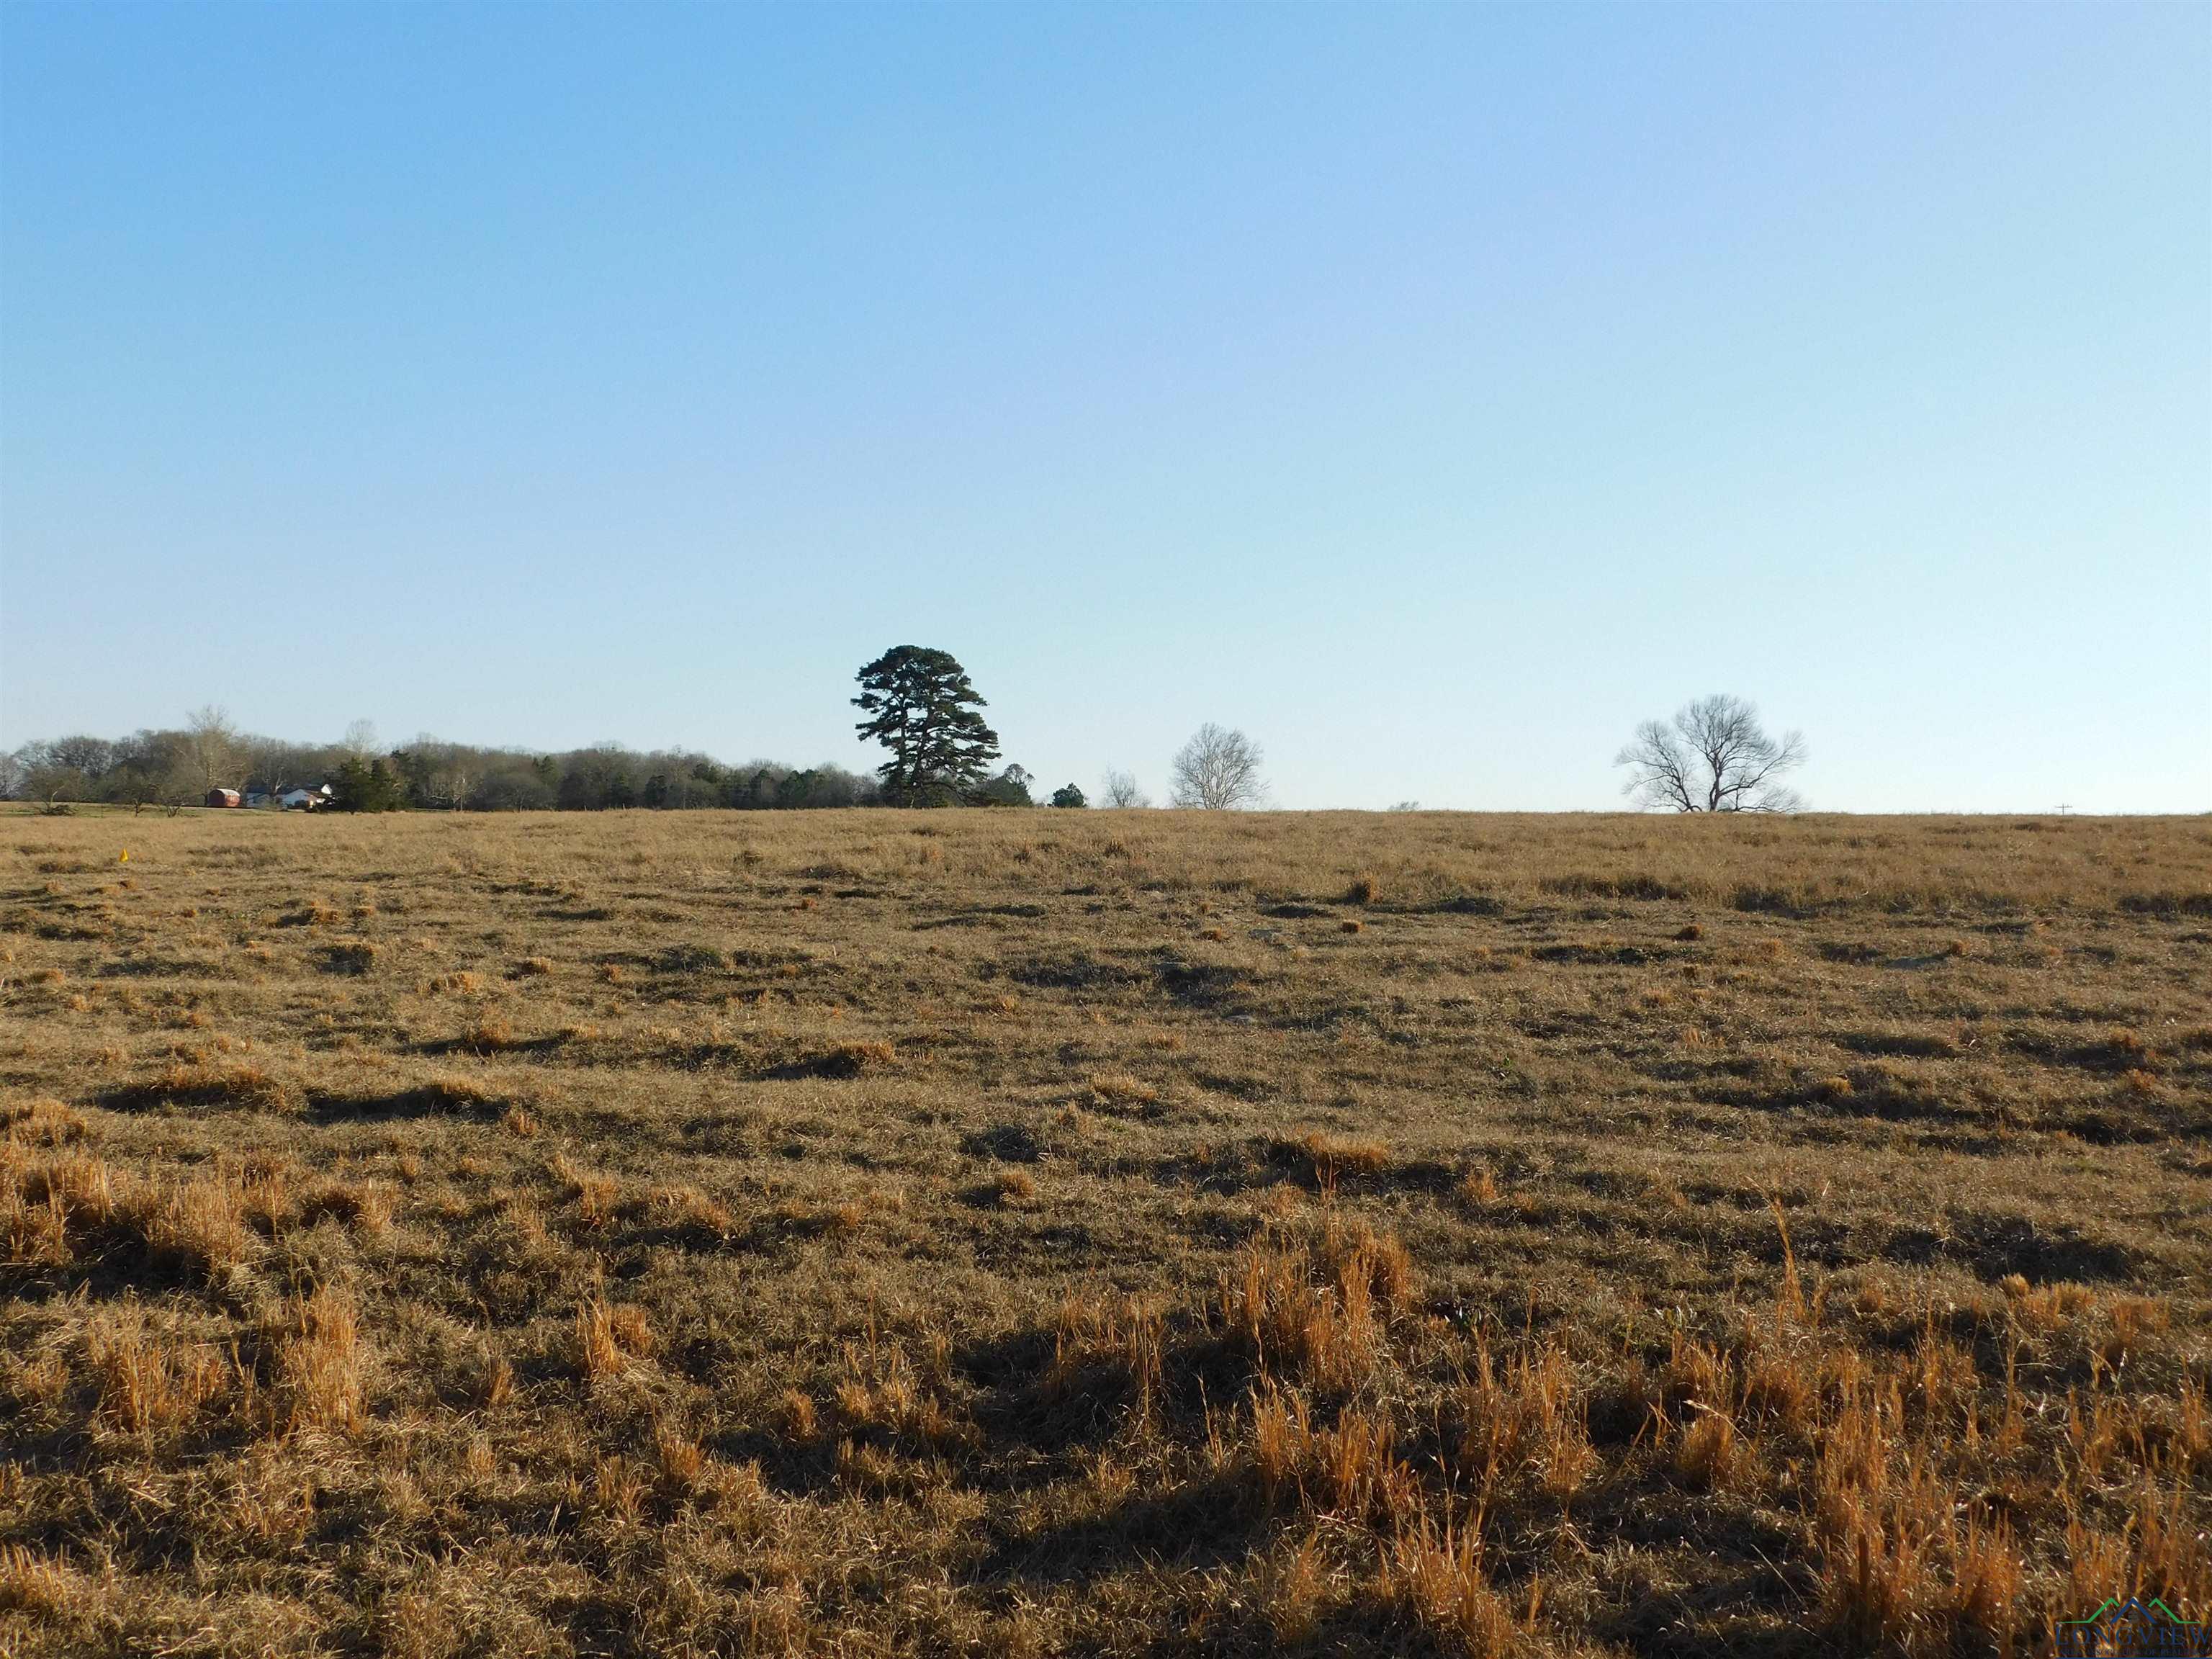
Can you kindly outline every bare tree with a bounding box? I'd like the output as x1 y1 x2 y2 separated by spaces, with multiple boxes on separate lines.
109 729 196 811
242 735 313 798
431 763 473 810
14 748 86 806
341 719 382 763
185 706 243 795
9 737 112 804
1169 724 1266 809
1615 695 1806 813
45 735 117 778
1099 769 1150 809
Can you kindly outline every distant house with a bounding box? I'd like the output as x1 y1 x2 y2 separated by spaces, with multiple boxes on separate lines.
204 788 242 809
279 785 333 810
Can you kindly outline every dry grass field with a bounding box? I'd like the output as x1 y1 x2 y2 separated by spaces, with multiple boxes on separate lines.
1 806 2207 1658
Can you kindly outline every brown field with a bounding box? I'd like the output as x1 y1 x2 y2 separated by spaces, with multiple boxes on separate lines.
1 806 2208 1658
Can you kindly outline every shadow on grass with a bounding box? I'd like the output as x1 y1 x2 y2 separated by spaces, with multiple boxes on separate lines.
968 1471 1267 1588
1881 1212 2136 1284
303 1082 508 1124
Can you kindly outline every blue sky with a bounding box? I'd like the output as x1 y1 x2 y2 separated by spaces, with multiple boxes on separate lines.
3 4 2206 811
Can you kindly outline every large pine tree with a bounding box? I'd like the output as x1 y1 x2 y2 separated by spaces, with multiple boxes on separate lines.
851 647 1001 806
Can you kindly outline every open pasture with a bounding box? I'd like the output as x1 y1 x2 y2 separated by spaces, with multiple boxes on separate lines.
1 808 2207 1656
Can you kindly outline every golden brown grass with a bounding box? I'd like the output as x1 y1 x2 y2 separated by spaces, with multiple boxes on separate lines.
0 805 2206 1655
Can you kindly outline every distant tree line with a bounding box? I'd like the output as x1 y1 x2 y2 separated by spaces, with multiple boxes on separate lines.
2 649 1288 816
3 711 905 814
10 652 1799 817
1 669 1065 814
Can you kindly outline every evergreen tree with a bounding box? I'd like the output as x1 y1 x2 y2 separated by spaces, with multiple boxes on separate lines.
329 757 408 812
852 647 1000 806
1051 783 1087 809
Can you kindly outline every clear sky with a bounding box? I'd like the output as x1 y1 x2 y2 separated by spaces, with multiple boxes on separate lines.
3 4 2206 811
